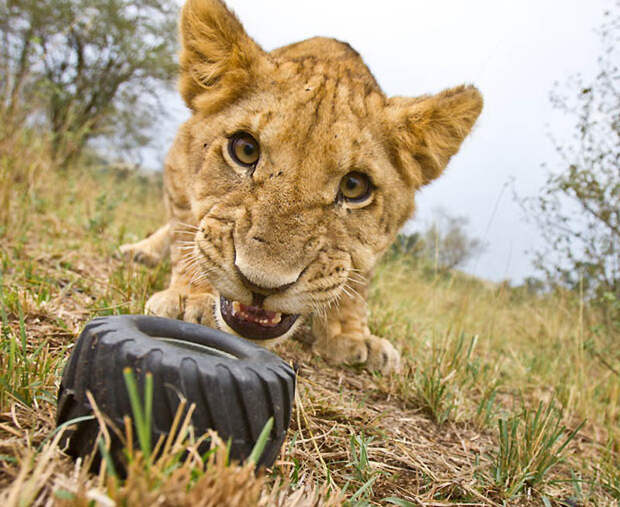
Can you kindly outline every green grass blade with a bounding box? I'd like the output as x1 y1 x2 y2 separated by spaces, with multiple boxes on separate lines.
384 497 416 507
247 417 273 465
349 474 378 502
37 415 96 451
144 372 153 450
123 367 151 459
98 436 118 479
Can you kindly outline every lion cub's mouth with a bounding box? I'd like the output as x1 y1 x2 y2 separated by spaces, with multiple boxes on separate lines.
219 295 299 340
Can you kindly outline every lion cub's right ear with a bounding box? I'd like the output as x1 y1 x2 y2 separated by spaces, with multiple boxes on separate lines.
179 0 268 112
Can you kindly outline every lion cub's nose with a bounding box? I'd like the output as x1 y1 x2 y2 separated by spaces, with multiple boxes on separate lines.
234 234 305 291
235 267 295 294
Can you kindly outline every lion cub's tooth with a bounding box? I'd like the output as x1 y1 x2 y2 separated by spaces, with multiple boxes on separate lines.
232 301 241 316
271 313 282 325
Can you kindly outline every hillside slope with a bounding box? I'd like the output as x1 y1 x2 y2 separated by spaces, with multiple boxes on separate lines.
0 142 617 505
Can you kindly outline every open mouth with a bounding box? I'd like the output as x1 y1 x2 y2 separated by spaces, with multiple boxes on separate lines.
219 294 299 340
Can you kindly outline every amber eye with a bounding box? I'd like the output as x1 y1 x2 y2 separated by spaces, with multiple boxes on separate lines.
228 132 260 167
339 172 372 202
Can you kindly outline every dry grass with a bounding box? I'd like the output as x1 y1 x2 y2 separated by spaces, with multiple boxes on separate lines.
0 121 618 505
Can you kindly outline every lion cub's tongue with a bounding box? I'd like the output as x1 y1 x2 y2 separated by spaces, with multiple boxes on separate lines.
231 301 282 327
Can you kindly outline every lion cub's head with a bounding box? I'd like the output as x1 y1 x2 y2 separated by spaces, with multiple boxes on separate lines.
169 0 482 341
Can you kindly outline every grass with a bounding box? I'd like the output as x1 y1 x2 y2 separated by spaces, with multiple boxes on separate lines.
0 293 63 411
370 258 619 442
485 400 584 499
0 118 618 505
413 332 484 425
343 431 382 502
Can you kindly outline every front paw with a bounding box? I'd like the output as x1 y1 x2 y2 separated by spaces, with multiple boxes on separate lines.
145 290 216 327
313 333 400 374
184 293 216 326
119 242 161 267
365 335 400 374
145 289 185 319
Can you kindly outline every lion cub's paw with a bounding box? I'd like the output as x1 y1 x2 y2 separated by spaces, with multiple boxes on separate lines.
313 333 400 374
364 335 400 374
145 289 185 319
184 293 216 327
145 290 216 326
119 241 162 267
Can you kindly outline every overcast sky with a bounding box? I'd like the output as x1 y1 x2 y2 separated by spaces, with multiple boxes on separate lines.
154 0 612 283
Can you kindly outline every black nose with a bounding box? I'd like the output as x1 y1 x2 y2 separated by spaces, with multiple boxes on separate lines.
235 267 294 295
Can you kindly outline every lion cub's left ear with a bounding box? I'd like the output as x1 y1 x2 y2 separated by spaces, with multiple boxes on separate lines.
386 85 483 187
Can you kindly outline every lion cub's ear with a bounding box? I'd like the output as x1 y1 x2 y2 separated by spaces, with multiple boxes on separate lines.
386 85 483 187
179 0 268 112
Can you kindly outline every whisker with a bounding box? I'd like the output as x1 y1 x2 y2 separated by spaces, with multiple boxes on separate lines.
347 270 365 277
309 297 327 321
191 273 213 285
346 274 367 285
188 264 216 283
176 221 199 230
179 255 203 268
347 284 363 300
340 286 354 300
179 253 199 261
180 249 201 258
181 258 203 269
342 282 363 302
175 232 198 239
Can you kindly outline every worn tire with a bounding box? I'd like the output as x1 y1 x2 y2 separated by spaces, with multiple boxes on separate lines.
56 315 295 469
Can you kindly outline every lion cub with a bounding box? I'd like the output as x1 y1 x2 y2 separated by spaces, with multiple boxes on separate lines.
121 0 482 373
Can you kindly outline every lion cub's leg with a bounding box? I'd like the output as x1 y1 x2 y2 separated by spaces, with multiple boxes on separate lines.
120 223 171 267
311 283 400 374
121 222 216 325
144 238 217 325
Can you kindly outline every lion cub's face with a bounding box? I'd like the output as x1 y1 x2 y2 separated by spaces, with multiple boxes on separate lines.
171 0 482 341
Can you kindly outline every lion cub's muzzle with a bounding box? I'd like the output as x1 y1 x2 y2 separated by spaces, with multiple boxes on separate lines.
219 292 300 340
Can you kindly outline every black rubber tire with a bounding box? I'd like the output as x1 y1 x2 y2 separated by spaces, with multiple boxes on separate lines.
56 315 295 470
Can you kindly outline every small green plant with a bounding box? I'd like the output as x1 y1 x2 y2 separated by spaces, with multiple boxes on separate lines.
486 399 585 499
415 333 477 424
475 382 499 428
81 369 271 503
600 439 620 499
341 431 384 505
90 260 170 317
87 193 115 233
0 287 61 410
122 367 154 461
349 432 375 484
118 368 274 472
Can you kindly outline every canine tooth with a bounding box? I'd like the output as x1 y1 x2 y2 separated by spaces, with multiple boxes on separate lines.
271 313 282 325
232 301 241 316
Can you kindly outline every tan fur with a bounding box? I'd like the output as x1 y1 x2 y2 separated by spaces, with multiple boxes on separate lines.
121 0 483 373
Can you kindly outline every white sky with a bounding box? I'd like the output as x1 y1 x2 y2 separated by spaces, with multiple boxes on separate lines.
155 0 611 283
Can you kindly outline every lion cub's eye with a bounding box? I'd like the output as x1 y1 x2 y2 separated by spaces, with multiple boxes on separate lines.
228 132 260 167
339 172 371 202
